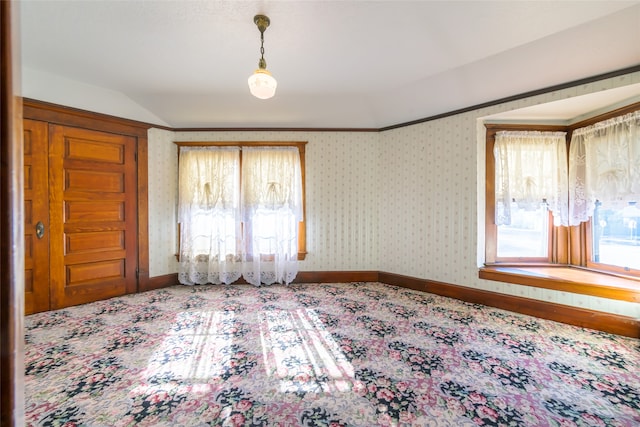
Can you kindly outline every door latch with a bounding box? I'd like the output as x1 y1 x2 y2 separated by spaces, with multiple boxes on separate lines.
35 221 45 239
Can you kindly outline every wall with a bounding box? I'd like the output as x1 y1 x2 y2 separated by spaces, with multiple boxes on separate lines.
148 128 179 276
147 72 640 320
22 67 170 127
378 71 640 319
147 130 381 276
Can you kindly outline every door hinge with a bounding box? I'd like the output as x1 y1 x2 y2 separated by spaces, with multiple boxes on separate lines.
136 268 139 279
134 150 138 162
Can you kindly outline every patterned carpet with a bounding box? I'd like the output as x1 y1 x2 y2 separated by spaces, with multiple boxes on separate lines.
24 282 640 426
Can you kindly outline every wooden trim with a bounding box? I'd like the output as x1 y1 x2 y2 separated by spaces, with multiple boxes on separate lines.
23 98 158 135
23 100 151 300
1 1 25 424
380 271 639 338
137 134 150 292
22 69 640 135
585 201 640 277
174 141 308 260
381 65 640 131
144 271 379 290
163 272 369 290
569 101 640 130
175 141 308 148
297 143 307 260
295 271 379 283
586 261 640 279
484 107 640 278
479 266 640 303
484 128 497 263
174 127 379 133
484 124 569 132
551 225 569 264
141 273 179 292
484 125 565 263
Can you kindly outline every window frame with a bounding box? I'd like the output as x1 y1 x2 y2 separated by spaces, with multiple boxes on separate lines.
484 124 567 265
484 102 640 282
585 203 640 277
174 140 308 260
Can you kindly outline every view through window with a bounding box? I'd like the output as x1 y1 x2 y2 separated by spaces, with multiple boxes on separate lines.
591 201 640 271
497 202 549 258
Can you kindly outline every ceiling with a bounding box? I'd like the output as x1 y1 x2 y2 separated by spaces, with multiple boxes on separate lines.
19 1 640 129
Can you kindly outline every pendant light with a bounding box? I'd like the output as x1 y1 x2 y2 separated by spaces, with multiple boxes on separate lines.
248 14 277 99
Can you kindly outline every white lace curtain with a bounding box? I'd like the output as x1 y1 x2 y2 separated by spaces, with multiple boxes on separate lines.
568 110 640 226
494 131 568 226
241 147 303 286
178 147 242 285
177 146 302 286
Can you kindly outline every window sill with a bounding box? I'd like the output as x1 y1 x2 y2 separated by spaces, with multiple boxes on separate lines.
479 265 640 303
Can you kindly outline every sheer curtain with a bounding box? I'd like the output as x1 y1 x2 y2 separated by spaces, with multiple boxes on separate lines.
494 131 569 226
241 147 303 286
178 146 242 285
568 110 640 226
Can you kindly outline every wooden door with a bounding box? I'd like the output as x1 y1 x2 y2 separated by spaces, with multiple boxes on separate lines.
24 119 50 314
49 125 138 309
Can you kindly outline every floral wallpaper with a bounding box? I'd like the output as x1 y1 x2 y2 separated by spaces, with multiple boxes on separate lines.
147 128 179 276
148 71 640 319
148 131 380 276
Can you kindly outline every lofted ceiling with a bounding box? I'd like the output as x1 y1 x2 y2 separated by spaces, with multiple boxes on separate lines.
19 0 640 129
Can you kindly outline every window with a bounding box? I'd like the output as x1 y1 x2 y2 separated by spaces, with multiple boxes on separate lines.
176 141 307 286
491 130 567 262
496 202 550 259
485 103 640 280
589 201 640 272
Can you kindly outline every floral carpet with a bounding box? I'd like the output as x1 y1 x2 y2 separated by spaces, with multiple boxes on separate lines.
25 282 640 426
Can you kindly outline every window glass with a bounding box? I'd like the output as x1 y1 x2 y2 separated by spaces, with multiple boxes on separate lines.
497 202 549 258
189 209 239 257
591 201 640 270
249 208 298 256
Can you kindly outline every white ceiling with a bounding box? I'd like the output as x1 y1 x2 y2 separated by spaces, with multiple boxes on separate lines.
19 0 640 129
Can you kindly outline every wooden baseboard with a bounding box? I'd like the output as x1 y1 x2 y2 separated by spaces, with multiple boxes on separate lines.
141 273 178 292
295 271 379 283
142 270 639 338
379 271 640 338
141 270 378 292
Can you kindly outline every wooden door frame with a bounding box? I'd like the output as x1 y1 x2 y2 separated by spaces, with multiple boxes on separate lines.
22 98 151 294
23 119 51 314
1 1 25 424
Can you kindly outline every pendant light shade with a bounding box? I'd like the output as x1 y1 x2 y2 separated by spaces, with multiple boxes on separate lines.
249 15 277 99
248 68 277 100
